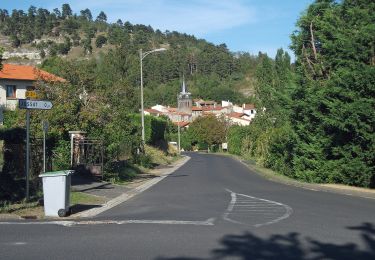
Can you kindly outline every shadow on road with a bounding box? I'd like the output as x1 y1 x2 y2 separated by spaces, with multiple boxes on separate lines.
156 222 375 260
70 204 101 215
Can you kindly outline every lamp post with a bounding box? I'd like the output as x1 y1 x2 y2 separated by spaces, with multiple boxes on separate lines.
178 115 181 154
140 48 166 144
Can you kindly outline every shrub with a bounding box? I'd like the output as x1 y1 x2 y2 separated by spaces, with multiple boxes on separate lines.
52 139 71 170
95 35 107 48
227 125 249 155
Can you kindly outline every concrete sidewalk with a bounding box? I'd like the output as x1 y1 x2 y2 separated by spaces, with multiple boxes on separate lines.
0 156 190 221
71 155 190 218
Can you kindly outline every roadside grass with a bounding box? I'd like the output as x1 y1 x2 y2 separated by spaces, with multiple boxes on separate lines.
104 163 142 185
0 200 40 215
0 191 105 219
216 152 323 187
105 145 181 185
145 144 181 165
70 191 106 205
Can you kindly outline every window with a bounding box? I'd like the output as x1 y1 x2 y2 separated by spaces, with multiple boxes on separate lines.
26 86 35 91
6 85 16 98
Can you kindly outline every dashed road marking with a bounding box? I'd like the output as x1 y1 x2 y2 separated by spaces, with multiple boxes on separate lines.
4 242 27 246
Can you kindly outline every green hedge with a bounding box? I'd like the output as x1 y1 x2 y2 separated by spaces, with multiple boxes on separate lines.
130 114 169 145
227 125 249 155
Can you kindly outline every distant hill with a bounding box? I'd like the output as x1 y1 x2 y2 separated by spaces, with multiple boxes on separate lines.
0 4 263 102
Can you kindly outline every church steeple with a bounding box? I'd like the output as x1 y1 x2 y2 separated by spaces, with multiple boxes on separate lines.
181 75 188 93
177 75 192 114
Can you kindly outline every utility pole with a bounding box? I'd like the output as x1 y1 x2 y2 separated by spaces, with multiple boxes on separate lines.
178 119 181 154
139 48 167 145
140 49 145 144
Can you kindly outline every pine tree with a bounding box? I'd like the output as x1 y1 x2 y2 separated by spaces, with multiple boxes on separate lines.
290 0 375 186
96 11 107 22
61 4 72 19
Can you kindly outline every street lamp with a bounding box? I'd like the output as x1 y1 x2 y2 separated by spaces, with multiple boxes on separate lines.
178 115 181 154
140 48 166 144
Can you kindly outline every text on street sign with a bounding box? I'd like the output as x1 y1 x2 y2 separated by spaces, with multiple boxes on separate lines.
19 99 53 110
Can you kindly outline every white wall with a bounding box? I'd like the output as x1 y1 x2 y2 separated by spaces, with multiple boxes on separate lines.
228 116 251 126
232 105 244 113
0 79 34 110
151 104 169 113
243 109 257 120
221 100 233 107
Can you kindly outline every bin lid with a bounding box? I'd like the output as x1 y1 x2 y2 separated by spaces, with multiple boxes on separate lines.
39 170 74 178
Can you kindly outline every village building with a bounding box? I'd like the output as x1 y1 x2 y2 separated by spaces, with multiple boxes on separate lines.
193 99 217 108
144 78 257 128
177 79 192 115
0 63 66 124
0 64 65 109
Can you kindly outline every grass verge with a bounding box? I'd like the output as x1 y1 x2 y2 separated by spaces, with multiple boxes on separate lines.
105 145 182 185
0 191 106 219
216 152 375 198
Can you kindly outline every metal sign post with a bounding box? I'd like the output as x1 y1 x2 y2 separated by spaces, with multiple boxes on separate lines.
26 108 30 201
19 99 53 201
42 121 49 173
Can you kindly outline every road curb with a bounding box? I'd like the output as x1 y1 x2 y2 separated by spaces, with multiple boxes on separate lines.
74 155 191 218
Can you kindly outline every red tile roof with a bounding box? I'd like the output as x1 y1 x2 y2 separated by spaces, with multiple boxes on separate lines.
167 107 177 112
0 64 66 82
173 121 190 127
243 104 256 109
202 106 224 111
175 111 190 116
192 106 202 111
228 112 245 118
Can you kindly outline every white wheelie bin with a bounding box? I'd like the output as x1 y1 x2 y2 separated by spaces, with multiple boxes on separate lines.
39 170 74 217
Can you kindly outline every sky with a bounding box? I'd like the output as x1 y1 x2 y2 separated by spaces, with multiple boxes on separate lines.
1 0 314 58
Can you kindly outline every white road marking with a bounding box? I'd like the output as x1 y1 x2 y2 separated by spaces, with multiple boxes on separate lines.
0 218 215 227
5 242 27 246
223 189 293 227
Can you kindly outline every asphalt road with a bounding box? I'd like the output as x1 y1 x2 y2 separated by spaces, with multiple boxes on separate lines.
1 152 374 259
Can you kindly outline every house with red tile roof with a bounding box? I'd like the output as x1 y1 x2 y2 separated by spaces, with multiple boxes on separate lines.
144 108 162 116
145 79 257 127
0 64 65 111
226 112 251 126
173 121 190 128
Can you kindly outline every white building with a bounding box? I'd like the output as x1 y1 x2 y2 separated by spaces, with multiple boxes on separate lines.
0 63 65 123
0 64 65 108
144 77 257 126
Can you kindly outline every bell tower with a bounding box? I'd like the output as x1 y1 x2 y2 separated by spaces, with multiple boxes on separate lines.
177 76 192 114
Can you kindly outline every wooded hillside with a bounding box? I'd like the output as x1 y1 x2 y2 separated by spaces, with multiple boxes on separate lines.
0 4 261 106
